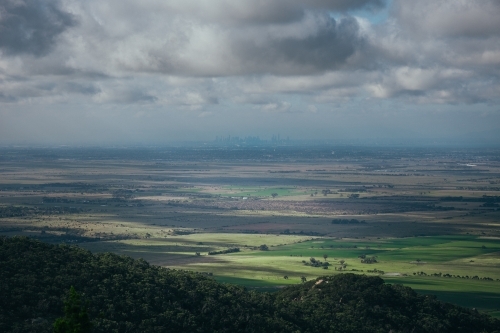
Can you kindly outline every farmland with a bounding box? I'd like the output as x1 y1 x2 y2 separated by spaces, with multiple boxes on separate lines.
1 145 500 316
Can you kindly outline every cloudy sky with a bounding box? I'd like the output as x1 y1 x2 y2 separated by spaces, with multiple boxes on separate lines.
1 0 499 145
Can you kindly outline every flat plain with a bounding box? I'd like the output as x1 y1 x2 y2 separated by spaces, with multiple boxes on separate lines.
1 146 499 316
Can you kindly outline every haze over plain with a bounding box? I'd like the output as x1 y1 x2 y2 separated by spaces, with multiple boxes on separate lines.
0 0 499 145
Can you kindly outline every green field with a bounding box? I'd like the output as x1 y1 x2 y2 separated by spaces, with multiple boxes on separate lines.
383 276 500 318
81 234 500 317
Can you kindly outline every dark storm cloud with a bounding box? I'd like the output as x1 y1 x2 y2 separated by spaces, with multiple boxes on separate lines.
234 16 361 75
0 0 75 56
138 14 364 77
306 0 384 11
161 0 384 25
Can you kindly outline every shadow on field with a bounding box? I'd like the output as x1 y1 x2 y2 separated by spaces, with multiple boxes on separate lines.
80 241 231 266
214 275 290 288
417 289 500 317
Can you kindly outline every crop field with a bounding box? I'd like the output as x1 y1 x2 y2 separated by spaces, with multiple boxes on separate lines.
1 146 500 316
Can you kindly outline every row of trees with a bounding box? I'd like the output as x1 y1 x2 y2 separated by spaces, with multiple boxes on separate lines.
331 219 366 225
208 247 240 255
414 271 499 281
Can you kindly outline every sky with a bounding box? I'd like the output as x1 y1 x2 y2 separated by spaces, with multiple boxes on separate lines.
0 0 499 146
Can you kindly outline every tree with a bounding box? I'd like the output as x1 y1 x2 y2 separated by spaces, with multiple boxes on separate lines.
300 276 307 283
259 244 269 251
323 254 328 260
271 193 278 198
361 256 377 264
283 275 288 280
53 286 92 333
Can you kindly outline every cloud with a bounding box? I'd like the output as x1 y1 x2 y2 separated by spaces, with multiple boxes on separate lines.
0 92 17 103
364 66 497 104
64 81 101 95
0 0 75 56
0 1 372 80
360 0 500 104
394 0 500 39
109 0 384 26
93 86 157 104
307 105 318 113
259 101 292 113
239 71 368 95
98 12 365 77
198 111 213 118
231 15 362 75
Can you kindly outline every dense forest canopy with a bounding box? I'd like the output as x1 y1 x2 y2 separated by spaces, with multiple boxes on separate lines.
1 237 499 333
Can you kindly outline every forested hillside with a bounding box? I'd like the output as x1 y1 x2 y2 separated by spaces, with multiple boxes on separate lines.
1 237 499 333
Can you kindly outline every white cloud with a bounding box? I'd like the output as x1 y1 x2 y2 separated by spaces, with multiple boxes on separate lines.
259 101 292 113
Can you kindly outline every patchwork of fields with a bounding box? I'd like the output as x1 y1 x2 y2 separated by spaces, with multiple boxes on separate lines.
1 146 500 316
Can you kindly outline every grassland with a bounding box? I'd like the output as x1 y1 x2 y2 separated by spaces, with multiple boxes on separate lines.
1 146 500 316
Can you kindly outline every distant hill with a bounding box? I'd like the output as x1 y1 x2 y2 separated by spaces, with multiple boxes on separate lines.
1 237 499 333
